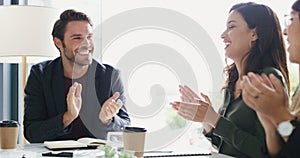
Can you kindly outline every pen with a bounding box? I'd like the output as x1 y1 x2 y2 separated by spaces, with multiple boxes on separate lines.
42 151 73 157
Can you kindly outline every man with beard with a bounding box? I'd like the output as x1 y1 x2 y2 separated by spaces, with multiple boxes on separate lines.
23 9 130 143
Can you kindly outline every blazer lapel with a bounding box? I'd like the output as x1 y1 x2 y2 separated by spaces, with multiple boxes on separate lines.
52 59 67 114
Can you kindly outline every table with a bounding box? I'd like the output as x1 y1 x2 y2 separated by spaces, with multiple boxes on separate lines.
0 144 234 158
0 144 104 158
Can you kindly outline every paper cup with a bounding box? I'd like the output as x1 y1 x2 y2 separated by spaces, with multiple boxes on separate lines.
123 127 146 158
0 120 19 149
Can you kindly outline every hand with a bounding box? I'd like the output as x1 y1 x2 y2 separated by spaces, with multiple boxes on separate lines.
66 82 82 119
170 93 220 127
179 85 200 103
241 72 289 124
63 82 82 127
99 92 123 124
172 85 198 111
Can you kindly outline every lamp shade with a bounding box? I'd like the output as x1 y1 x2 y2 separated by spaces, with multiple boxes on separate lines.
0 5 59 57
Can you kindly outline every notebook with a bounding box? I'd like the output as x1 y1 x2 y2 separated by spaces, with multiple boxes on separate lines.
44 137 106 150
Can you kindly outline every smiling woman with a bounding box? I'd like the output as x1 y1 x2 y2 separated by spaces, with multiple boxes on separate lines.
170 2 290 158
240 1 300 157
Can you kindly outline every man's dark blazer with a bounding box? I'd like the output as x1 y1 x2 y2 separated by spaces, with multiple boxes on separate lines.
24 57 130 143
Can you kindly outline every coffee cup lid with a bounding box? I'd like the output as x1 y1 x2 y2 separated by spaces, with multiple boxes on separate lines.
124 126 147 132
0 120 19 127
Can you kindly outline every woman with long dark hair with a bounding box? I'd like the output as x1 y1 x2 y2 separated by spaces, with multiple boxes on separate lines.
171 2 289 157
242 1 300 157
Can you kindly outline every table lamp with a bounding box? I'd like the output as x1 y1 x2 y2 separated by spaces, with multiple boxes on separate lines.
0 5 59 143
